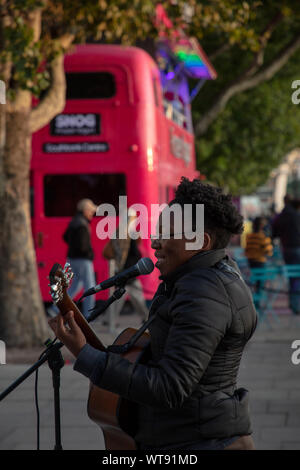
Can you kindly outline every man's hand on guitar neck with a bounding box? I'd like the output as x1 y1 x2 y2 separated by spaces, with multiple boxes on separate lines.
48 310 87 358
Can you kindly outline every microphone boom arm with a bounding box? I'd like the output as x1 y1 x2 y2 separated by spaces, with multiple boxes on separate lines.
87 287 126 322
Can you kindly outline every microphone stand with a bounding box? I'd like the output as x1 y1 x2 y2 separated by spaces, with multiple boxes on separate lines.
0 339 65 450
87 286 126 322
0 286 127 450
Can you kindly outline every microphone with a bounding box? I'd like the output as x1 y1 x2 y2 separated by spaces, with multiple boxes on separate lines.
81 257 154 298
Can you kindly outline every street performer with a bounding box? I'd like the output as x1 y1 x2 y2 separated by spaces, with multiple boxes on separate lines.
49 177 257 450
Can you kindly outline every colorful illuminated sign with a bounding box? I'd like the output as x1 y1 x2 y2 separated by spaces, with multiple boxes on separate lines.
155 4 217 81
170 38 217 80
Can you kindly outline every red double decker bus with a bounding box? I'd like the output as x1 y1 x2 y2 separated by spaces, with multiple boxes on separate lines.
31 41 216 302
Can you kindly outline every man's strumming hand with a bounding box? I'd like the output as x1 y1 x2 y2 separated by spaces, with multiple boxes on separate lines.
48 310 86 357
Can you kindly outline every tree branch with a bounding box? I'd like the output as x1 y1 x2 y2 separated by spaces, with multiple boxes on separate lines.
208 43 231 62
245 12 283 78
29 34 74 133
195 33 300 137
29 54 65 133
209 13 283 75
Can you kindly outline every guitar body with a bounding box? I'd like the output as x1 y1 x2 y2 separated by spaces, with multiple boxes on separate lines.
87 328 151 450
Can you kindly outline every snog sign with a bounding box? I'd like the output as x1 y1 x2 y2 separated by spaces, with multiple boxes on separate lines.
0 340 6 365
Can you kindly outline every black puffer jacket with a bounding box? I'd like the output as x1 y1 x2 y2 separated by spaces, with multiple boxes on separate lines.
96 249 258 447
63 212 94 260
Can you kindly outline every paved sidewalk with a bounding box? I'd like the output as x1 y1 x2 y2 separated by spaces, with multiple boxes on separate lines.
238 314 300 450
0 312 143 451
1 312 300 450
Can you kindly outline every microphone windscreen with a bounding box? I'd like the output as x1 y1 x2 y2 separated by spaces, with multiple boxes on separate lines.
137 257 154 275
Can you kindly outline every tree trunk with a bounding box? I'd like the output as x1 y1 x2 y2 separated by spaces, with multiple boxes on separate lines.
0 108 49 347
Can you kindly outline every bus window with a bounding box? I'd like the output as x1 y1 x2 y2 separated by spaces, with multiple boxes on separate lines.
163 88 190 130
66 72 116 100
44 173 126 217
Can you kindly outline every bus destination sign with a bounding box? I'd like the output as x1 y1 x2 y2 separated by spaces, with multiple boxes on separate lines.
43 142 109 153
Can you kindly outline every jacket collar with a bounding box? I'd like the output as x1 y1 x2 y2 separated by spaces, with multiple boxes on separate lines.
159 248 227 289
76 211 91 224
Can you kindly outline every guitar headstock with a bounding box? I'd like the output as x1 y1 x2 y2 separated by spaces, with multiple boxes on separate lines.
48 263 106 352
48 262 74 305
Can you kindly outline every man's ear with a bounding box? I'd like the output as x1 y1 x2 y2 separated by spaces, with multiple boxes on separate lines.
202 232 213 251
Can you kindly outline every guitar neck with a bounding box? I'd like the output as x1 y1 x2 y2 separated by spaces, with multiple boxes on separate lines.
56 295 106 352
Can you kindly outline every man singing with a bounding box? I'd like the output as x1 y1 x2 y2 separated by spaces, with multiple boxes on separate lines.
49 178 257 450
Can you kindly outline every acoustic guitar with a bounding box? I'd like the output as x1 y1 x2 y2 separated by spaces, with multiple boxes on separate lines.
48 262 151 450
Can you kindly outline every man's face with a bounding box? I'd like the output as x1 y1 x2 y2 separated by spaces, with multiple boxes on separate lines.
83 205 95 221
151 212 212 276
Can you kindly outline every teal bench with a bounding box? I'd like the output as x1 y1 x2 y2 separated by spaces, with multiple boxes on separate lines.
249 264 300 322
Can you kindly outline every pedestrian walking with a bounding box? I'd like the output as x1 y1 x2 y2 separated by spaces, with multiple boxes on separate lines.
272 197 300 314
62 198 97 318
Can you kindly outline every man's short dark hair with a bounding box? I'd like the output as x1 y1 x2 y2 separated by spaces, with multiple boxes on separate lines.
171 177 244 249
